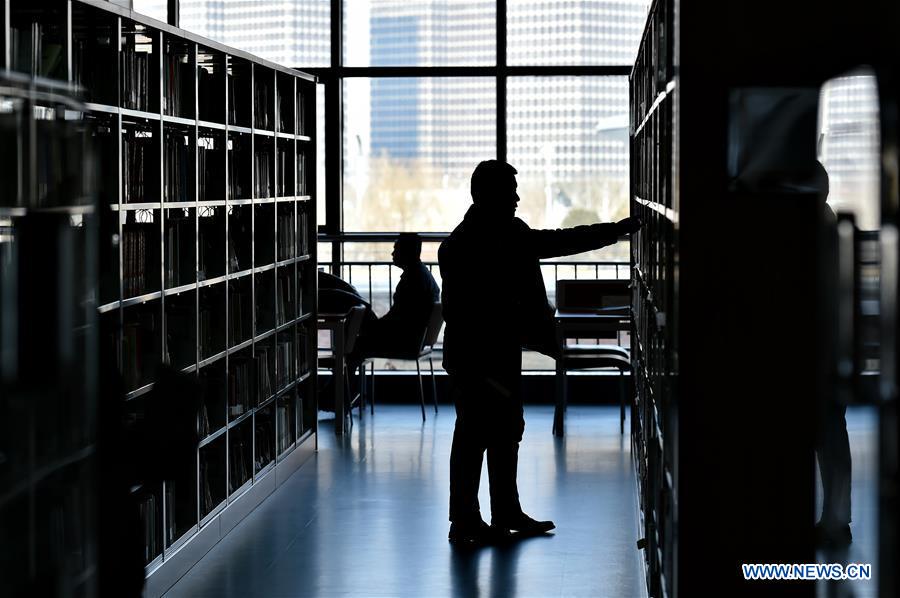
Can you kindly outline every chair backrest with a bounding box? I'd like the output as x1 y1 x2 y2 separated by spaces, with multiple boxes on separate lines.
342 305 368 354
556 279 630 311
421 302 443 349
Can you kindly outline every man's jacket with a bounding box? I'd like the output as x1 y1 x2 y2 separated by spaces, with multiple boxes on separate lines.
438 204 622 377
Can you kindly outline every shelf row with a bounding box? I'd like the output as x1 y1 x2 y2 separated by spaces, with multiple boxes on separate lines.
630 0 674 128
100 273 315 393
87 117 312 206
130 376 315 565
99 202 312 304
85 103 312 139
5 0 313 133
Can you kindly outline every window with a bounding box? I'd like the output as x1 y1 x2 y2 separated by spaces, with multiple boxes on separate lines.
343 77 496 232
507 0 648 66
343 0 496 66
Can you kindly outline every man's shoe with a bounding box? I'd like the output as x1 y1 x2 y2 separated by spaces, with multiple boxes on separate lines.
449 519 507 546
815 521 852 548
493 513 555 536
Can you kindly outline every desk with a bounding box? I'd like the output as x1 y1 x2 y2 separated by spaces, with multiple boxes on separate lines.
318 312 349 435
554 307 632 437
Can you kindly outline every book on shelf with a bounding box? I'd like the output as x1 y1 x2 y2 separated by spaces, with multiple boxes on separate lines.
298 328 310 376
121 36 151 112
123 220 155 297
277 212 295 260
138 492 159 563
199 398 210 438
276 272 294 324
122 310 159 389
164 483 176 546
255 417 274 471
255 347 273 403
164 51 189 116
165 132 192 202
228 138 250 200
228 357 253 418
255 149 272 199
297 90 306 135
276 145 288 197
298 209 309 255
277 403 291 453
255 81 270 130
228 208 251 271
199 306 212 358
229 285 248 343
198 211 225 279
276 339 294 390
165 214 194 288
229 432 250 492
297 151 307 195
200 460 214 516
123 130 152 203
198 142 226 203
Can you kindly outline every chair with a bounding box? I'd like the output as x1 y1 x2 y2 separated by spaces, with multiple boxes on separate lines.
367 302 443 421
554 279 632 435
318 306 370 421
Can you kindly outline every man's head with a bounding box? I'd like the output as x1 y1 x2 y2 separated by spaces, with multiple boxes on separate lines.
470 160 519 221
392 233 423 268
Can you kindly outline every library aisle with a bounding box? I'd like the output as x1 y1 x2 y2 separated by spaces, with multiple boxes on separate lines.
164 405 646 598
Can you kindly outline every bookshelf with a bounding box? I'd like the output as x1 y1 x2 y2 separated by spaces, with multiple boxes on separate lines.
629 1 676 596
3 0 318 591
0 72 99 596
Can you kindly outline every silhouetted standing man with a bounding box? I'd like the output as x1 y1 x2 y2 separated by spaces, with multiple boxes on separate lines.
439 160 640 544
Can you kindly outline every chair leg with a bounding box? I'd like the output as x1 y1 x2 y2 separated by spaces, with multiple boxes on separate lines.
344 366 353 430
416 359 426 421
619 369 626 435
429 356 438 413
553 360 566 436
369 361 375 415
356 363 366 419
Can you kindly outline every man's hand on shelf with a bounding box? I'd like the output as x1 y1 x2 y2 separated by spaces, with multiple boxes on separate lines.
615 216 643 235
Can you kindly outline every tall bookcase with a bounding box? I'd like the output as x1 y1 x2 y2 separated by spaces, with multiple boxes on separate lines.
0 72 99 596
3 0 318 588
630 1 676 596
627 0 900 596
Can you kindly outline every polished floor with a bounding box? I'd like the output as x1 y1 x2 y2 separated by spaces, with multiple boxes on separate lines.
164 405 647 598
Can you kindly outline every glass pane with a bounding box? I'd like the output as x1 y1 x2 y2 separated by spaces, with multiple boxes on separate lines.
343 77 496 232
507 0 649 66
343 0 496 66
132 1 168 22
818 71 881 230
317 85 326 227
507 76 630 262
180 1 330 68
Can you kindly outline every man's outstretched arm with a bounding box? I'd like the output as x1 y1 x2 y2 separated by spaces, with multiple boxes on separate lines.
526 217 641 259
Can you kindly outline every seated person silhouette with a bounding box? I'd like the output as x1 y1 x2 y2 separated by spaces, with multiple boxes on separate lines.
439 159 640 544
355 233 440 359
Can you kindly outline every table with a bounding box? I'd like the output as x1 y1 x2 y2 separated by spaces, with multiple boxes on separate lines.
318 312 349 435
553 307 632 436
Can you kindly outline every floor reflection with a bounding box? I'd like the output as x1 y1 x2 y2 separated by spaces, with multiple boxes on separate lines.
166 405 645 598
817 406 878 598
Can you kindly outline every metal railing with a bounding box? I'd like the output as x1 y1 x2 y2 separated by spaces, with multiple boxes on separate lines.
318 249 630 371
